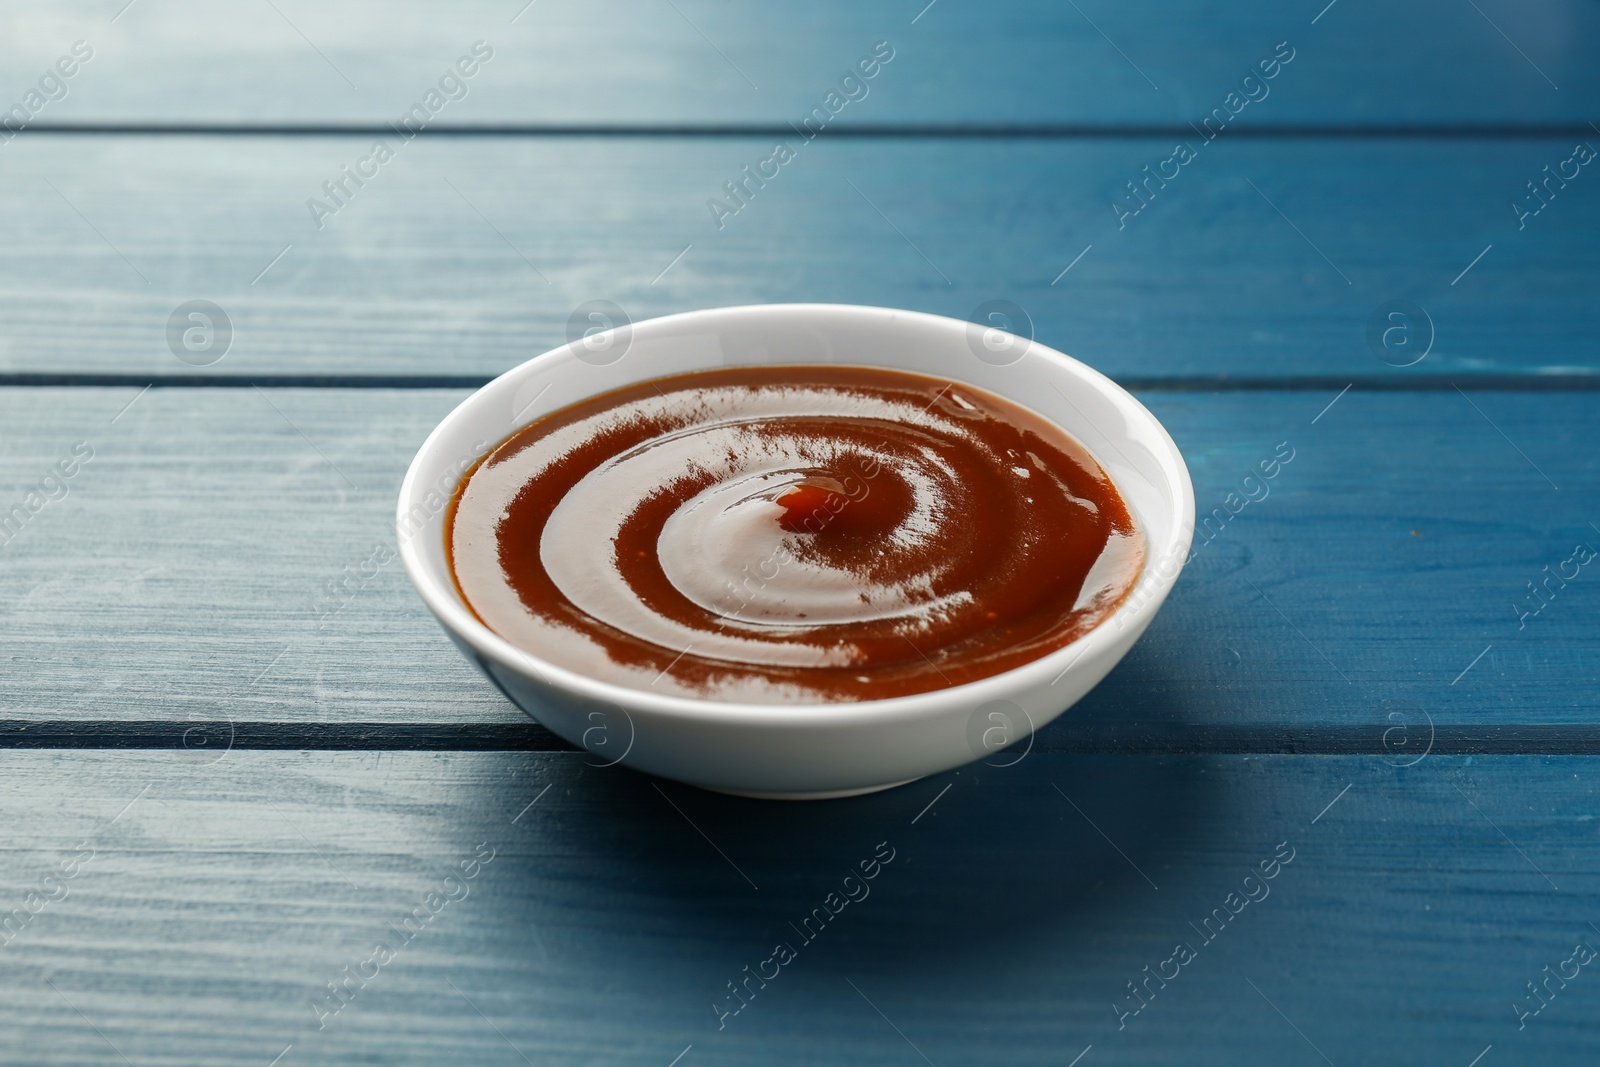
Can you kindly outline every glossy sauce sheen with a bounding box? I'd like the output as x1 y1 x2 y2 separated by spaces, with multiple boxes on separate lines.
447 366 1143 703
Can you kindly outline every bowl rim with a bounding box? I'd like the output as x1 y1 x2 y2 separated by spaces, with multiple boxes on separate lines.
397 302 1195 727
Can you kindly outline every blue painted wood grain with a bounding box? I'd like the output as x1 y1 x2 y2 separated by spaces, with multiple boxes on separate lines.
1 388 1592 729
0 751 1595 1064
0 137 1595 379
2 1 1593 126
2 1 1595 1061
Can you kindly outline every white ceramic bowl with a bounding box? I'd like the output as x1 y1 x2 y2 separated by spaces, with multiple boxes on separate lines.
398 304 1193 799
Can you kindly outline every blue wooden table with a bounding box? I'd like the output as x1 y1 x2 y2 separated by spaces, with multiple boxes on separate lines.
2 2 1597 1063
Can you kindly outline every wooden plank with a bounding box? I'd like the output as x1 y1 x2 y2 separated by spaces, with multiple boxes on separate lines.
0 135 1597 380
2 387 1594 729
0 750 1595 1064
0 387 511 726
2 1 1594 126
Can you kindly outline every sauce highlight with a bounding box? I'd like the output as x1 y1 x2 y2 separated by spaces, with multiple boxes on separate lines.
447 366 1143 702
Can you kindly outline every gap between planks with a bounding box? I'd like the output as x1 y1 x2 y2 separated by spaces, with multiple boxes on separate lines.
12 122 1600 140
4 722 1600 755
2 374 1598 392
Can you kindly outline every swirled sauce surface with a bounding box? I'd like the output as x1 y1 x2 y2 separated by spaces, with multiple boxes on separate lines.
447 366 1143 702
